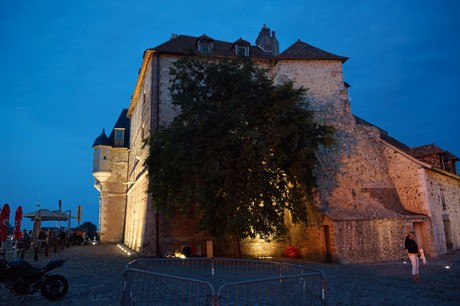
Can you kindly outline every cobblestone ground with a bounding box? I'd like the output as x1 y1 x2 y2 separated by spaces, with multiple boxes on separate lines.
0 243 131 306
0 243 459 305
303 249 460 306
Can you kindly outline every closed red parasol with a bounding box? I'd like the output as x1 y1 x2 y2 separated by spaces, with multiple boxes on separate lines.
0 203 11 242
13 206 23 240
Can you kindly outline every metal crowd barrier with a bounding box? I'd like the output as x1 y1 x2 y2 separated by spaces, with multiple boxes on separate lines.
122 258 327 306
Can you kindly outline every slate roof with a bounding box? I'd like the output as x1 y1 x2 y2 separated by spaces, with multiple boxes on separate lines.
108 108 130 148
92 129 111 147
93 109 130 148
276 39 348 62
409 144 458 161
149 34 347 62
150 35 272 59
354 115 459 164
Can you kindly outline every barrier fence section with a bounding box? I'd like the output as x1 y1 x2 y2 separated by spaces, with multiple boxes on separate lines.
122 268 215 306
122 258 327 306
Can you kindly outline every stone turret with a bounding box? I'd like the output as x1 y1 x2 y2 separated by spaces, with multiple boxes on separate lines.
92 129 112 189
92 109 130 243
255 24 279 55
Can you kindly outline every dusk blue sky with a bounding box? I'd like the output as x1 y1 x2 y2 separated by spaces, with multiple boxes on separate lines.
1 1 459 230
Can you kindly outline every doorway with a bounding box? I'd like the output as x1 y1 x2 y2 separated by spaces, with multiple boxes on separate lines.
323 225 332 263
443 216 453 250
413 222 425 250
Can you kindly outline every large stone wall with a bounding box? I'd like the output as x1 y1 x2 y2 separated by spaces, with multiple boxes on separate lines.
381 145 438 256
119 50 460 263
130 54 217 256
424 169 460 251
333 218 411 263
382 144 431 215
157 211 215 257
99 147 128 243
125 176 148 252
274 60 406 216
123 53 152 253
270 59 441 263
142 56 410 262
240 204 328 261
273 60 348 110
157 56 177 125
382 142 460 256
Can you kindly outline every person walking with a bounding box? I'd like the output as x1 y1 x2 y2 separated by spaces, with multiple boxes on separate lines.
405 231 421 283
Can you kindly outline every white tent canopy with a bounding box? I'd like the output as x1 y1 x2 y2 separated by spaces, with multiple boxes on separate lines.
23 209 74 241
23 209 74 221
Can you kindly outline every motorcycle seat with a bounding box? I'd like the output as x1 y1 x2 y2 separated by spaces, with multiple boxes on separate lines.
7 260 32 269
44 259 65 269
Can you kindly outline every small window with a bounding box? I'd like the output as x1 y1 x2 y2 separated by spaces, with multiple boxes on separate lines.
236 45 249 57
233 38 250 57
114 129 125 147
198 42 212 54
197 35 214 54
116 131 124 138
440 187 447 210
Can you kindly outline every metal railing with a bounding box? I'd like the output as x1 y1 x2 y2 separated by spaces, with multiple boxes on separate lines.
122 258 326 306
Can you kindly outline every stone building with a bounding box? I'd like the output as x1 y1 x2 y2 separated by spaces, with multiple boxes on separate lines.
92 109 130 243
92 25 460 263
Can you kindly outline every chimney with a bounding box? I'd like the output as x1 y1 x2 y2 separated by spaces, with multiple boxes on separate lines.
270 31 279 56
255 24 279 56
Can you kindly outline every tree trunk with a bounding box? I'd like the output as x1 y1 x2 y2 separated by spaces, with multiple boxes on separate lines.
232 233 241 258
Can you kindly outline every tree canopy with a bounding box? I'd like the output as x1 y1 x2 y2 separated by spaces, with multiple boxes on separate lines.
146 57 334 246
80 221 97 240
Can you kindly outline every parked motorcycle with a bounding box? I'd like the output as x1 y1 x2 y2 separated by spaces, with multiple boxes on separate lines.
0 250 68 300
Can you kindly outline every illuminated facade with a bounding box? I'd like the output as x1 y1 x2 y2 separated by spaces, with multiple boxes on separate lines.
92 110 130 243
93 25 460 263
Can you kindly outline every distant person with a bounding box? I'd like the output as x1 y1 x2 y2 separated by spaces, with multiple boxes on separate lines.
21 229 30 241
59 230 67 249
404 231 421 283
16 229 31 259
38 229 46 240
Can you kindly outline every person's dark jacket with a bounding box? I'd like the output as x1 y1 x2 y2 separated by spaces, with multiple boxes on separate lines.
405 236 418 254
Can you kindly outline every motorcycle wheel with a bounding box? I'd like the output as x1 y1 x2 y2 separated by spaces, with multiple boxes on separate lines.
40 274 69 300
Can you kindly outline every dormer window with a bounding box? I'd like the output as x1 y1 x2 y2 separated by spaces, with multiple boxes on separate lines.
233 38 250 57
236 45 248 57
114 128 125 147
199 42 212 54
197 35 214 54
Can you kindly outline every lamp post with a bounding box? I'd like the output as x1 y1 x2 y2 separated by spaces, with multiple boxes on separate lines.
77 205 82 228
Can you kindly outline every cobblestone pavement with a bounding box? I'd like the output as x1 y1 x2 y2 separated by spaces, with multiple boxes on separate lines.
303 249 460 306
1 243 459 305
0 243 131 306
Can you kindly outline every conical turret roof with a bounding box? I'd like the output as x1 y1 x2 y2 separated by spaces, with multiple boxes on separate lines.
92 129 111 147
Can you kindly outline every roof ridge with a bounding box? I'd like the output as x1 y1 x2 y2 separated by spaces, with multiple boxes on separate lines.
146 32 347 62
277 39 348 62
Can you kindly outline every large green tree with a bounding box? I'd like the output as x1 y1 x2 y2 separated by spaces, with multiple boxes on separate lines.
80 221 97 240
146 57 334 256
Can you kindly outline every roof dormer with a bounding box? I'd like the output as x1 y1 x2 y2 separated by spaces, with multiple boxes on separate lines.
233 38 250 57
113 128 126 147
196 35 214 54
